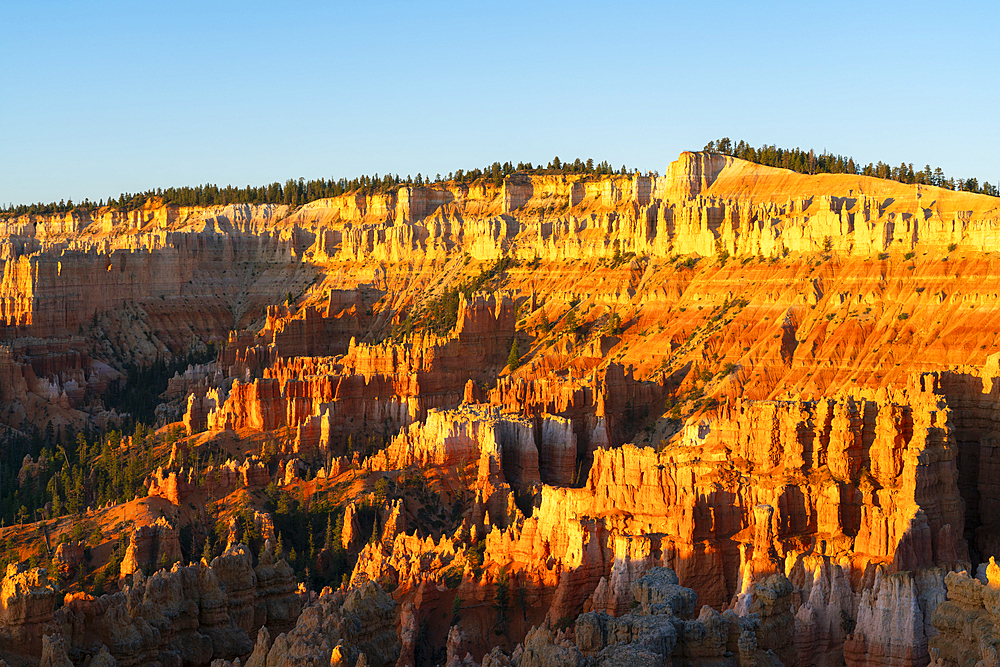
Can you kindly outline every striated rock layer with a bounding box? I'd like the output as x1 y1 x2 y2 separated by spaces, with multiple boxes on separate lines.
7 152 1000 434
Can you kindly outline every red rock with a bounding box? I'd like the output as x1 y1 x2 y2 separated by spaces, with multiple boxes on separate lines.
53 541 85 578
119 517 182 579
12 152 1000 667
0 564 58 655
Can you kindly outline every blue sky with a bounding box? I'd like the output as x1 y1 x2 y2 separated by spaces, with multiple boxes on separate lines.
2 0 997 206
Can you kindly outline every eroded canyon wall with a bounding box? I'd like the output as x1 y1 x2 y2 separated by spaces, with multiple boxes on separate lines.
7 153 1000 667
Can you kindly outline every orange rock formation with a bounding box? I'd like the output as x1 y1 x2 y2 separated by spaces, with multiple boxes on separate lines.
8 151 1000 666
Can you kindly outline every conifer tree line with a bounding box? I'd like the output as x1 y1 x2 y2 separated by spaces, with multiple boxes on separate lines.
704 138 999 197
0 157 629 218
5 142 996 218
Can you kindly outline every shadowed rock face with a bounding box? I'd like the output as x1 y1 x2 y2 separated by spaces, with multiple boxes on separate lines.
517 566 792 667
0 544 300 667
212 581 398 667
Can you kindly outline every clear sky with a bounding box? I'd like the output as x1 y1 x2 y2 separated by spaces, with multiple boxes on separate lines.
2 0 998 206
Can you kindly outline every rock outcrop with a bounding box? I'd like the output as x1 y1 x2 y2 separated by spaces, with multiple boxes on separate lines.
195 292 517 450
0 563 59 654
366 404 558 498
928 563 1000 667
514 567 788 667
53 541 86 578
239 581 398 667
475 375 965 630
40 633 74 667
344 372 969 666
52 544 300 667
119 517 182 579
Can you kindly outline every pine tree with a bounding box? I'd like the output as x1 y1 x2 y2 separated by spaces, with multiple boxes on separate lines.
507 339 520 370
334 512 345 550
538 312 549 334
563 310 578 334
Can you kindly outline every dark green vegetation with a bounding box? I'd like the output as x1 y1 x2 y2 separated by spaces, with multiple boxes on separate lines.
0 421 181 533
507 339 521 370
0 347 214 536
704 138 999 196
394 256 517 338
102 346 216 429
256 484 352 590
1 157 630 217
